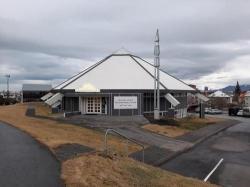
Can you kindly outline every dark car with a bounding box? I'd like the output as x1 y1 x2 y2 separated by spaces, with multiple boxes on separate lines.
228 107 241 116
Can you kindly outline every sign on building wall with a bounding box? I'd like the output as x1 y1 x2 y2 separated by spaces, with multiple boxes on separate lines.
114 96 138 109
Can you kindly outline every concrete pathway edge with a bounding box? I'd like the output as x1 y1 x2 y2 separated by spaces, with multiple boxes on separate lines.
0 120 58 158
0 120 66 186
155 119 240 166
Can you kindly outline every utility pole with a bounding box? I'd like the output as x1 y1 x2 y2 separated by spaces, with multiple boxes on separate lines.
5 74 10 99
154 29 160 120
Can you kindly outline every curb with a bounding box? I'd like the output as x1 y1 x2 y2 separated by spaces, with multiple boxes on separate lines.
154 119 240 166
192 120 239 146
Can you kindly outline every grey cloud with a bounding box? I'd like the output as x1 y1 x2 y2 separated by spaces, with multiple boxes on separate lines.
1 0 250 90
0 49 90 90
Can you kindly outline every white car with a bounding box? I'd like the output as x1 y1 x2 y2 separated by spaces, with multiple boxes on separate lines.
205 108 212 114
237 110 243 116
208 109 223 115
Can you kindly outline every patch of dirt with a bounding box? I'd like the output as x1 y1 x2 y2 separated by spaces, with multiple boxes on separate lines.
54 143 95 161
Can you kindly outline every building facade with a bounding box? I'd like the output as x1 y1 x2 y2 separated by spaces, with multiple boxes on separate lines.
61 91 188 117
208 90 232 109
244 91 250 107
22 84 52 102
44 50 195 117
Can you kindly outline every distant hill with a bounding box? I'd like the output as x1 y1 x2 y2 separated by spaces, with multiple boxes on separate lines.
221 84 250 92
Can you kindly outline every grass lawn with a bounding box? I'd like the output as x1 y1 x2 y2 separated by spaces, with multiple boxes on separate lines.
143 116 224 138
178 116 224 131
34 102 52 117
0 103 139 154
143 124 191 138
0 103 219 187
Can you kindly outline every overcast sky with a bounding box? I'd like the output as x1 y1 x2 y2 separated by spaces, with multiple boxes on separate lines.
1 0 250 91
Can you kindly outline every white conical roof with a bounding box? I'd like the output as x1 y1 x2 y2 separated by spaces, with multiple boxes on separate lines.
112 47 131 55
54 51 194 92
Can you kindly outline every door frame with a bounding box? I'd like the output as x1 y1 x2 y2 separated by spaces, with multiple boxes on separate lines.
85 97 102 114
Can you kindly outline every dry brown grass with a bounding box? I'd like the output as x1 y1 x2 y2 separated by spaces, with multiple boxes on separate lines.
32 102 52 117
0 103 139 154
143 124 190 138
62 153 218 187
0 103 220 187
143 116 225 138
180 116 224 124
178 116 225 131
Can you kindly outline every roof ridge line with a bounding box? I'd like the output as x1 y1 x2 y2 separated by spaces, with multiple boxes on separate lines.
53 64 93 90
60 55 112 89
130 55 168 90
134 56 194 91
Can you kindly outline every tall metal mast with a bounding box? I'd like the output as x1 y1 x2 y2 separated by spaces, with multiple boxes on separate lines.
154 29 160 120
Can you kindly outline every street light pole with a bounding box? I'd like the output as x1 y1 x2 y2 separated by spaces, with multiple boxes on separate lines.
5 75 10 99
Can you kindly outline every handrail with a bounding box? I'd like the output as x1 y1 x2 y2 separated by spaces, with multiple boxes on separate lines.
104 128 145 163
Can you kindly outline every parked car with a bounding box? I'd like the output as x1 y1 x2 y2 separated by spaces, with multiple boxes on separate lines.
228 106 241 116
237 110 243 116
205 108 211 114
243 107 250 117
207 108 223 115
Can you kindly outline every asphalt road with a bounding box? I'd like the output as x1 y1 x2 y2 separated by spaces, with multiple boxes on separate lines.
0 122 64 187
160 115 250 187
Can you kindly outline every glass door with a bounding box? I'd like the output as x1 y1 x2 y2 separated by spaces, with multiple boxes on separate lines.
87 97 101 114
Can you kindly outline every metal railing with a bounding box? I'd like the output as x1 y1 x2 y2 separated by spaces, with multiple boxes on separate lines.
104 128 145 163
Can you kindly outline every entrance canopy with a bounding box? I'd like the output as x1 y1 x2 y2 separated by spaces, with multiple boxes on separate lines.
165 93 180 107
45 93 63 106
196 93 209 102
41 92 53 101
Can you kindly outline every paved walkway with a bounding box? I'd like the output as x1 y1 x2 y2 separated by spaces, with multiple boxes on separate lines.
60 115 193 152
0 122 64 187
116 126 192 151
125 119 238 165
59 115 150 128
53 114 238 166
160 117 250 187
58 115 193 165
